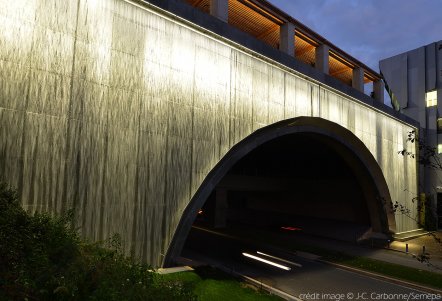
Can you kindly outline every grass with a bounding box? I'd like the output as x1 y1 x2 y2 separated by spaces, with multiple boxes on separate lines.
159 266 283 301
322 253 442 289
217 225 442 290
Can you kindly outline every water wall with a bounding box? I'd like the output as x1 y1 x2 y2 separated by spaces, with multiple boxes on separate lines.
0 0 418 266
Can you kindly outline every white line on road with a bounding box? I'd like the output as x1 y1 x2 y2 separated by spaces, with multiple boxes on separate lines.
257 251 303 268
242 252 291 270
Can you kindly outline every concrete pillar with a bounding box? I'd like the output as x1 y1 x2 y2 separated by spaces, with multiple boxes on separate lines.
213 188 228 228
438 88 442 119
352 67 364 92
210 0 228 22
279 22 295 56
373 80 385 103
315 44 329 74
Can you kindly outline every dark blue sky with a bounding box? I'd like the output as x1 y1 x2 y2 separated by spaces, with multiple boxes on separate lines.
268 0 442 71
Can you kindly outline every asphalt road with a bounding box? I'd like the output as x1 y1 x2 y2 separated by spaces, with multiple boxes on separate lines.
182 226 442 301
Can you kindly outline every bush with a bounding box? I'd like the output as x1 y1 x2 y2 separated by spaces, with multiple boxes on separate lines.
0 183 195 301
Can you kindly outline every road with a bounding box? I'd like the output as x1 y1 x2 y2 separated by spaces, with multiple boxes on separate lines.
181 226 442 301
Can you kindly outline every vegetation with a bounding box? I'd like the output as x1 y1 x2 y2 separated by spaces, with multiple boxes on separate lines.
0 183 280 301
399 130 440 231
159 267 282 301
0 182 195 300
321 253 442 289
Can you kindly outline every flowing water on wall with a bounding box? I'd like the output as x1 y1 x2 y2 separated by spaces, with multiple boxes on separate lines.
0 0 418 266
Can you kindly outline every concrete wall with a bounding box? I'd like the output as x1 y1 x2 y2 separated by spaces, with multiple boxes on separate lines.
0 0 418 266
380 42 442 197
380 42 442 128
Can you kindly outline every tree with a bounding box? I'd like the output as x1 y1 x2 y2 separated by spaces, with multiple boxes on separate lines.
397 130 442 269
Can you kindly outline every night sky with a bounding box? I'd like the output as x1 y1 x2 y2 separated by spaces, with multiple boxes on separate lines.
267 0 442 71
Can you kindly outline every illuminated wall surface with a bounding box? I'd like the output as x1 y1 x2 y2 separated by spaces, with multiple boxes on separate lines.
0 0 418 266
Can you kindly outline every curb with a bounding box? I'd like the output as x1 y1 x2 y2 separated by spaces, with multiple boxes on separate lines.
241 274 302 301
384 246 442 262
213 263 302 301
318 259 442 295
156 266 194 274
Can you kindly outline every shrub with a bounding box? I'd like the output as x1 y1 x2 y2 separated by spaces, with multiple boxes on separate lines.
0 183 195 301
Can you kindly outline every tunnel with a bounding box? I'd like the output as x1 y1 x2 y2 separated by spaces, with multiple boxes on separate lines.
164 117 394 267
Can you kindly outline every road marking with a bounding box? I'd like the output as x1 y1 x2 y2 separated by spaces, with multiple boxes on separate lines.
257 251 303 268
192 225 239 240
242 252 291 270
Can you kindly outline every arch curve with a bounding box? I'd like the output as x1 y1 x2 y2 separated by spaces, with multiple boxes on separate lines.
163 116 394 267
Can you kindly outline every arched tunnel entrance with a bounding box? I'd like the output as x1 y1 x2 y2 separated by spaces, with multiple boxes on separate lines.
200 133 373 238
164 117 394 267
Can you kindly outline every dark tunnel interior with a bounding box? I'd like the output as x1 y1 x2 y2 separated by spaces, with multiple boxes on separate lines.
192 132 374 243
